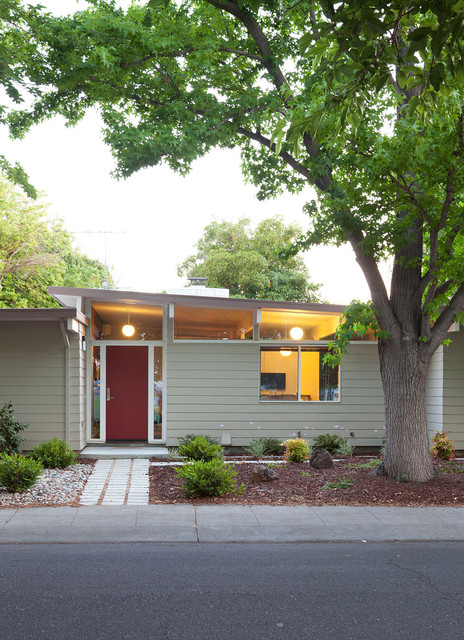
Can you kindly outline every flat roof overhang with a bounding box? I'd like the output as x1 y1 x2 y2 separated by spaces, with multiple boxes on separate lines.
0 307 88 325
48 286 348 314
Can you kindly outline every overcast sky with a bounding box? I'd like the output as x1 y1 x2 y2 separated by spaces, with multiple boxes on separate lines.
1 0 390 303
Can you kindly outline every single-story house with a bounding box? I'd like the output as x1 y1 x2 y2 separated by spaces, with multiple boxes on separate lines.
0 285 461 452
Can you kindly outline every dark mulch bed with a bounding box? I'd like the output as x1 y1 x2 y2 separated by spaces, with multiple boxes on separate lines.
149 457 464 507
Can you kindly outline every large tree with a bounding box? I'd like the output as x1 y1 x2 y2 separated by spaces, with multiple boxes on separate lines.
0 176 108 307
6 0 464 480
178 216 322 301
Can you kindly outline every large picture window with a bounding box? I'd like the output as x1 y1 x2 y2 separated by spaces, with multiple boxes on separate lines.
260 347 339 402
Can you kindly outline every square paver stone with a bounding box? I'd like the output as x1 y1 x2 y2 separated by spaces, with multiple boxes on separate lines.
424 507 464 525
195 505 259 526
73 505 139 525
136 504 196 527
312 506 382 526
0 509 18 525
250 505 327 526
364 506 444 525
4 506 78 527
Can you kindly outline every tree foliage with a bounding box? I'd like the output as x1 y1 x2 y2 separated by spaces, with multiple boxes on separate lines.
178 216 322 301
6 0 464 480
0 176 108 307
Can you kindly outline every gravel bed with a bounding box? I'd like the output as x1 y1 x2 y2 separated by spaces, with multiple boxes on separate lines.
0 463 94 507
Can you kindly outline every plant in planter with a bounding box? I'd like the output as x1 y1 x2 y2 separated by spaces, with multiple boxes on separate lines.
245 437 283 458
430 431 456 460
178 435 224 461
175 458 244 497
30 438 76 468
312 433 346 455
281 438 310 463
0 453 43 493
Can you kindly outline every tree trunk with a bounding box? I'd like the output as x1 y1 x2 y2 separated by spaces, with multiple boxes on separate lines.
379 338 435 482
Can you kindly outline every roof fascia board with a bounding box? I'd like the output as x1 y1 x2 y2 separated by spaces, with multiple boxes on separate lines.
0 308 88 325
48 286 347 314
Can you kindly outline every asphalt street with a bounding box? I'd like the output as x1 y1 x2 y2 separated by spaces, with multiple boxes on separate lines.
1 542 463 640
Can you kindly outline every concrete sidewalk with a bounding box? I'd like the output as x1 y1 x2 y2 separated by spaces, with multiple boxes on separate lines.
1 504 464 543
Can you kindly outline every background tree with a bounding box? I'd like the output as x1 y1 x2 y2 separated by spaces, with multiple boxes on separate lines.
178 216 322 301
6 1 464 480
0 176 108 307
0 0 44 197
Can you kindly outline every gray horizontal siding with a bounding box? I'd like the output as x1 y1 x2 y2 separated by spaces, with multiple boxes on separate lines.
443 330 464 448
165 342 385 447
0 321 69 450
426 346 444 435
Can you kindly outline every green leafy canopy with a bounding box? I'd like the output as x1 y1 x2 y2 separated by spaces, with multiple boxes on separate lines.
178 216 322 301
0 175 109 307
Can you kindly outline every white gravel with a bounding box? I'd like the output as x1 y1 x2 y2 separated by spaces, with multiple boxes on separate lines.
0 463 94 507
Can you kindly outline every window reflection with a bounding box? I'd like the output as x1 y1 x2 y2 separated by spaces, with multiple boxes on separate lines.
91 346 101 438
91 302 163 340
154 348 163 439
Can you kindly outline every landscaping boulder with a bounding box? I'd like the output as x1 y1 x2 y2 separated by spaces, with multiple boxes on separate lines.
310 449 333 469
252 464 277 482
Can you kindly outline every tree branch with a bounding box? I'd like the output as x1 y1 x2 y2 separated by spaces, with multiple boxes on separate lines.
205 0 288 94
236 126 312 179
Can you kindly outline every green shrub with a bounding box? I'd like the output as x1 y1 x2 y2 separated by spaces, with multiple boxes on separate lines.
431 431 456 460
178 435 224 461
0 453 43 493
0 401 28 454
312 433 346 454
178 433 218 448
245 437 283 458
259 437 284 456
245 439 267 458
336 439 355 456
30 438 76 468
281 438 310 463
175 458 243 497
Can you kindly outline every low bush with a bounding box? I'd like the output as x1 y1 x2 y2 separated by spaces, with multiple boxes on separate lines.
174 458 243 497
30 438 76 468
245 439 267 458
312 433 346 455
281 438 310 463
178 433 218 448
0 453 43 493
178 435 224 461
0 401 29 454
336 440 355 456
245 437 283 458
431 431 456 461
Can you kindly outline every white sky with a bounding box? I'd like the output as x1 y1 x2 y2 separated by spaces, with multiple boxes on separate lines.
1 0 390 304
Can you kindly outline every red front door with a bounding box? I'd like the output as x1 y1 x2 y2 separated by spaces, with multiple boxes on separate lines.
106 346 148 440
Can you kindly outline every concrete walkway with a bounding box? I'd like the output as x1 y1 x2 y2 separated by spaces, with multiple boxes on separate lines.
1 505 464 544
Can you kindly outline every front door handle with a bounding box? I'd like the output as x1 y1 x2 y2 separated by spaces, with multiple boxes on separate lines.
106 388 115 401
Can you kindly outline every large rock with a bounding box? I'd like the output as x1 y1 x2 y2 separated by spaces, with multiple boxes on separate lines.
252 464 278 482
309 449 334 469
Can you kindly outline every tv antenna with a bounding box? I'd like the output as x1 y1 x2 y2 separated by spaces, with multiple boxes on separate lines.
71 230 126 289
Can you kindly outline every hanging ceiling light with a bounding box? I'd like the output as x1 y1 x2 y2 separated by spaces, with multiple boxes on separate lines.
290 326 304 340
122 311 135 337
280 350 292 357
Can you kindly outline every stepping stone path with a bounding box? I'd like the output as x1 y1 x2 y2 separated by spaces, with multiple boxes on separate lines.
80 459 150 505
